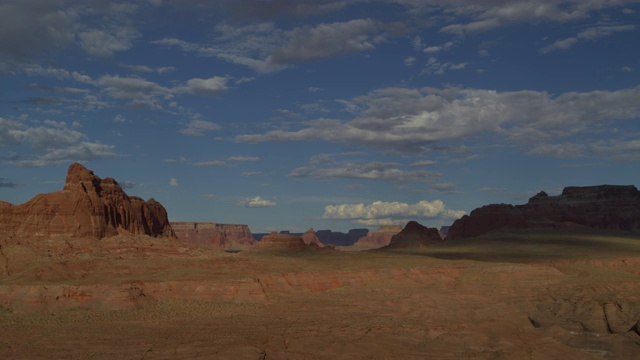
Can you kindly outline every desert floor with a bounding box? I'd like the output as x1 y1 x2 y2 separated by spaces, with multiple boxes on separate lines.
1 230 639 359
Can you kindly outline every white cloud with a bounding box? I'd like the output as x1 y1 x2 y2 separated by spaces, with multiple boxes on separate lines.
237 86 640 157
0 117 118 166
410 160 437 167
323 200 465 226
169 178 178 187
239 196 277 208
267 18 384 64
97 75 172 109
77 25 140 57
113 114 126 123
404 56 416 66
180 119 221 136
439 1 609 35
153 18 397 73
181 77 228 97
289 161 440 182
193 160 226 167
541 25 636 53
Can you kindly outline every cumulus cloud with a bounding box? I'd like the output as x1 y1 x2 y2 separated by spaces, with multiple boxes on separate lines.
169 178 178 187
0 117 118 166
180 77 228 97
97 75 172 109
237 86 640 157
239 196 277 208
323 200 465 226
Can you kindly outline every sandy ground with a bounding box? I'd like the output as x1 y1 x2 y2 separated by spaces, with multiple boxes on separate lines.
0 231 639 359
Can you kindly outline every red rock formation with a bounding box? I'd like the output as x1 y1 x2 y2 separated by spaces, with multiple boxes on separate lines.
382 221 442 249
256 232 328 251
0 163 175 239
301 228 325 247
171 222 255 249
447 185 640 240
354 225 402 249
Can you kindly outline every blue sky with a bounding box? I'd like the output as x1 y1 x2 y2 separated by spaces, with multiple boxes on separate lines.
1 0 639 233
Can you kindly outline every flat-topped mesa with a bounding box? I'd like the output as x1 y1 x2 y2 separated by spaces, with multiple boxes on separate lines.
255 231 325 251
382 221 442 249
447 185 640 240
354 225 403 248
0 162 175 239
171 222 255 249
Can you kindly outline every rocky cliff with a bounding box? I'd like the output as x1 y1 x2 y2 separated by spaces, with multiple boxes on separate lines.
171 222 255 249
316 228 369 246
447 185 640 239
383 221 443 249
0 163 175 239
354 225 403 249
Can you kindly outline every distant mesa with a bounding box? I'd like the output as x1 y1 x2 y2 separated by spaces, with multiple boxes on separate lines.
255 231 330 251
353 225 403 249
382 221 443 249
316 228 369 246
171 222 255 249
447 185 640 240
0 162 175 239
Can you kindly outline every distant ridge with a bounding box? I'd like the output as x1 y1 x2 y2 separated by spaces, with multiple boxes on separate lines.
447 185 640 239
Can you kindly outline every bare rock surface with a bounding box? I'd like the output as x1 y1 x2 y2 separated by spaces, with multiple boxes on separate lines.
0 163 174 239
1 230 640 358
301 228 325 247
447 185 640 239
353 225 402 249
172 222 255 249
382 221 443 249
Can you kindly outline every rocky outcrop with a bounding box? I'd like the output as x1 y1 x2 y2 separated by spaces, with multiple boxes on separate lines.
0 163 174 239
301 229 325 247
447 185 640 239
171 222 255 249
354 225 402 249
382 221 443 249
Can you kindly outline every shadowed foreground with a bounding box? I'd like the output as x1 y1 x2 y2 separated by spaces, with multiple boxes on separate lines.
1 231 639 359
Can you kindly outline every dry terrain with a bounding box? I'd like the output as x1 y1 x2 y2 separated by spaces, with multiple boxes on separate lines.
1 230 639 359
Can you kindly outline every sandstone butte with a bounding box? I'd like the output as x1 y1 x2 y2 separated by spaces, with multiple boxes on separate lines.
353 225 403 249
0 162 174 239
171 222 255 249
447 185 640 240
382 221 443 249
301 228 325 247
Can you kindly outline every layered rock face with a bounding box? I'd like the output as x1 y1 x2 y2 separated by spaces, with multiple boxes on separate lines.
171 222 255 248
447 185 640 239
0 163 175 239
354 225 403 248
383 221 442 249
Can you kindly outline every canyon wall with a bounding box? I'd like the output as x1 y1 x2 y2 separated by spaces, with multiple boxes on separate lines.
171 222 255 249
